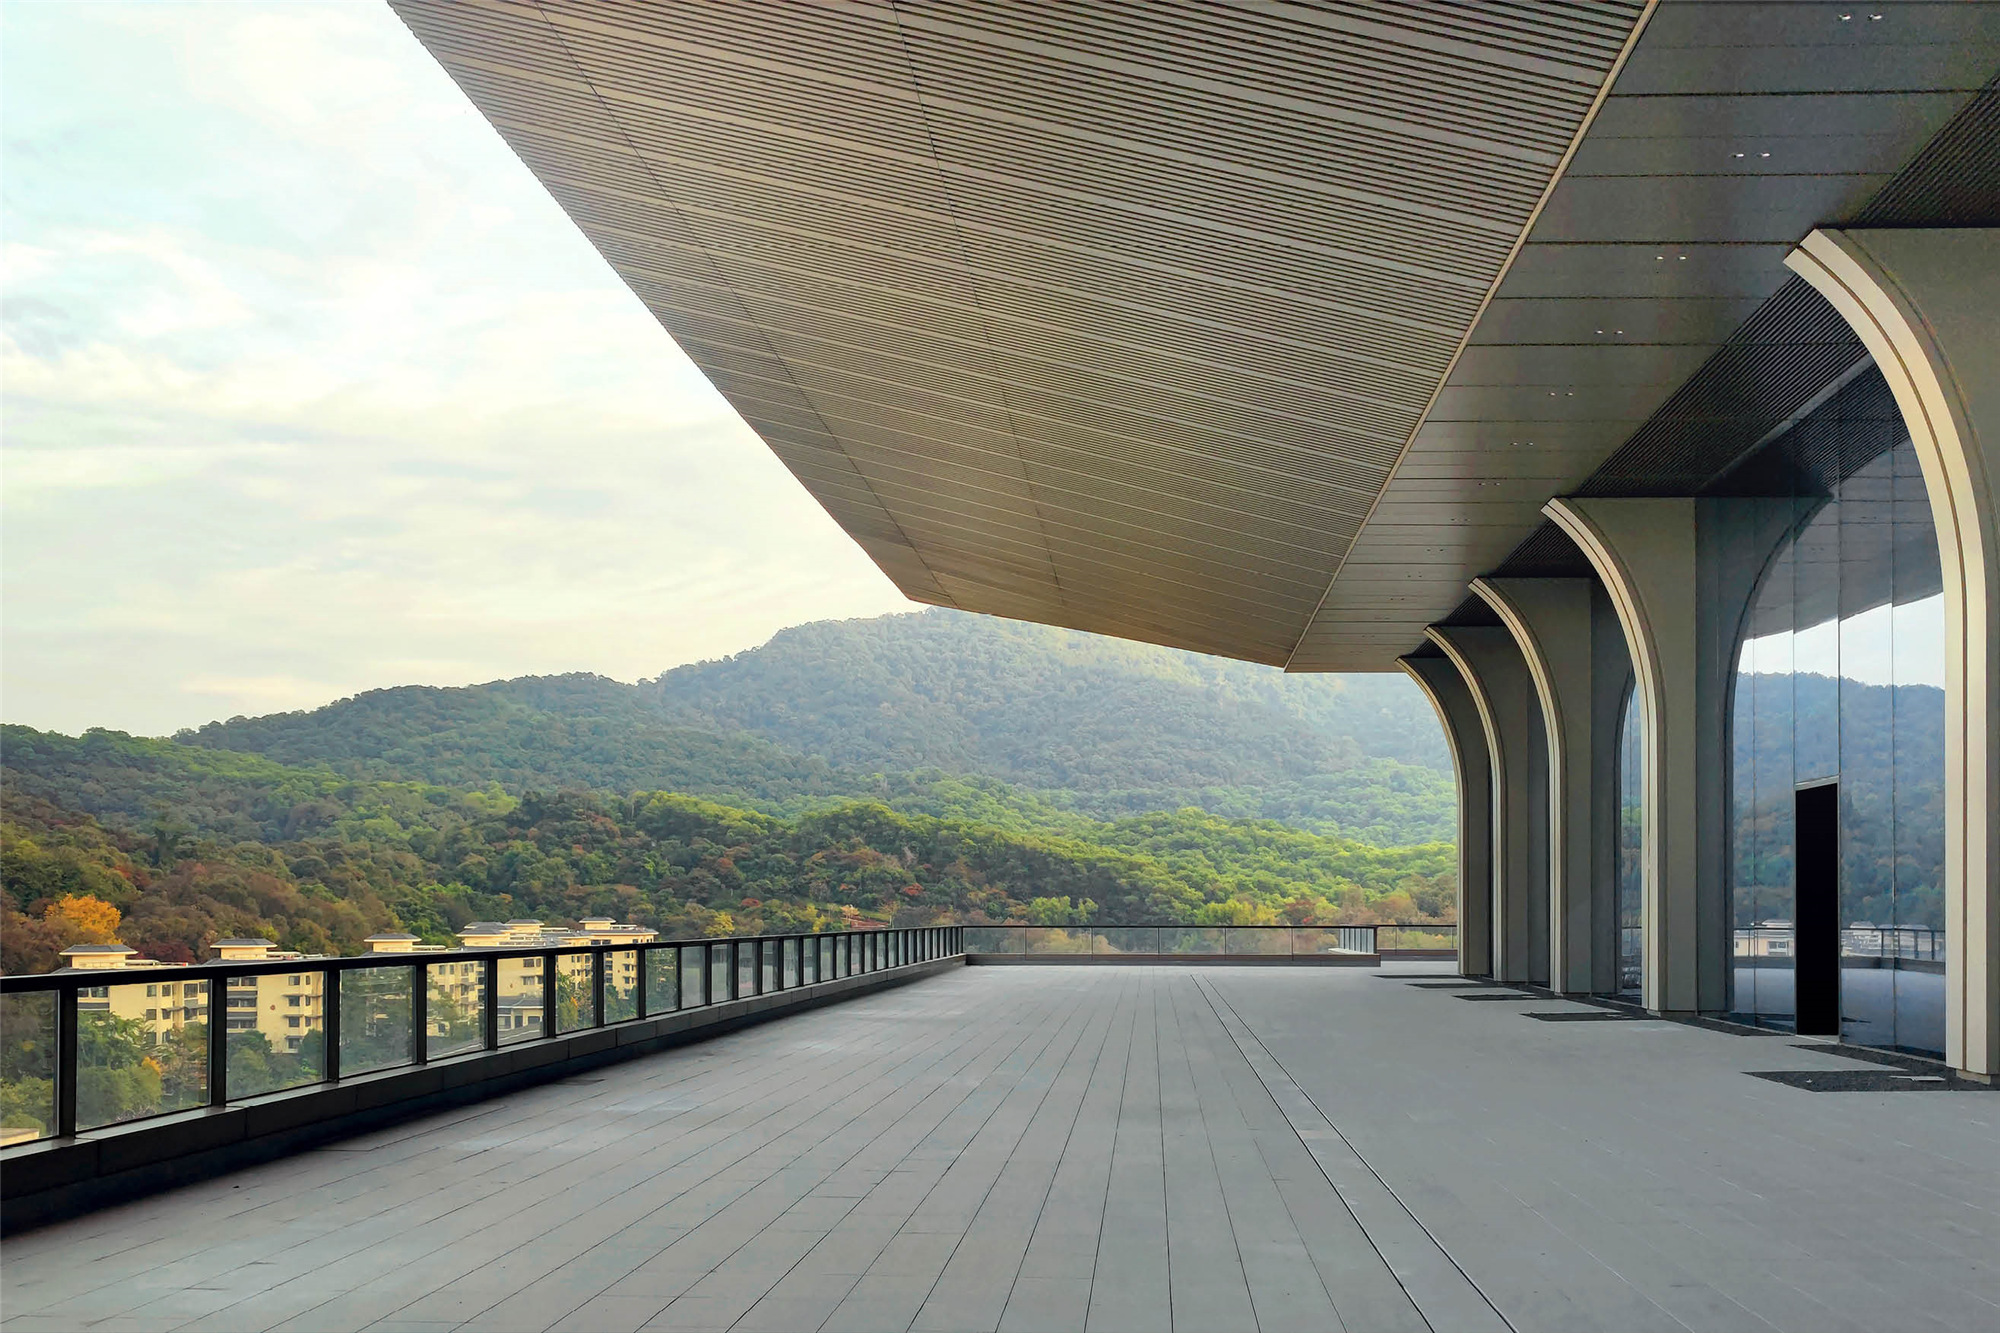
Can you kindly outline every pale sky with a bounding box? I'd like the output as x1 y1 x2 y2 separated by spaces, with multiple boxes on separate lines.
1 1 913 738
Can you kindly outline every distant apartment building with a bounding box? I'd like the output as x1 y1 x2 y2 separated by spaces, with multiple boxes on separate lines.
212 940 331 1054
451 918 658 1039
60 938 329 1054
57 918 656 1052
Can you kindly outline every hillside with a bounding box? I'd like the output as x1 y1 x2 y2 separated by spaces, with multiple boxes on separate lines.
179 609 1455 844
0 726 1453 974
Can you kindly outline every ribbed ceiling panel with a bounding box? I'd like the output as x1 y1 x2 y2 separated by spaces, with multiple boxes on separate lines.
1289 3 2000 671
392 0 1646 663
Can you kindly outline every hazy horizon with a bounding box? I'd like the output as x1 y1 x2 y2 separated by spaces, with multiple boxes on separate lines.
2 3 913 739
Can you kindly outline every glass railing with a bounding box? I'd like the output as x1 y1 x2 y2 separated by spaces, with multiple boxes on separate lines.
0 925 960 1146
960 924 1456 958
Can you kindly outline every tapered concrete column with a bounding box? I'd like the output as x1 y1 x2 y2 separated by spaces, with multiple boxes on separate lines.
1425 626 1543 985
1787 227 1999 1079
1471 577 1605 995
1400 653 1494 977
1543 498 1704 1015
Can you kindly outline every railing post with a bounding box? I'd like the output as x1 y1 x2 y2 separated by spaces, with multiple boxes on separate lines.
56 981 78 1138
483 956 500 1050
323 966 342 1083
592 948 605 1027
411 961 428 1066
701 944 714 1006
541 951 557 1037
635 945 649 1019
208 973 229 1107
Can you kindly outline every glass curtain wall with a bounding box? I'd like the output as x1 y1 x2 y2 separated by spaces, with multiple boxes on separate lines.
1615 684 1643 997
1720 368 1945 1055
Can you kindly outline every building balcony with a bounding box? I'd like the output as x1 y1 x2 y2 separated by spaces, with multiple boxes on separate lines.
3 957 1991 1331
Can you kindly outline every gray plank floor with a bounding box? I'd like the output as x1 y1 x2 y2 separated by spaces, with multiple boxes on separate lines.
2 966 1994 1332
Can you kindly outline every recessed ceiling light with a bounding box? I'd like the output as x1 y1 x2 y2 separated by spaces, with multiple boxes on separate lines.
1678 254 1687 260
1840 13 1852 19
1734 152 1745 158
1615 329 1624 335
1761 151 1771 158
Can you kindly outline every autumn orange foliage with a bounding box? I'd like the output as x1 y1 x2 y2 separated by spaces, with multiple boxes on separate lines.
43 893 122 944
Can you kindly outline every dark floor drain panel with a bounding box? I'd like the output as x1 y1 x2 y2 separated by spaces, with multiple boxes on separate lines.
1405 981 1492 989
1747 1069 1994 1092
1526 1011 1640 1022
1456 992 1534 1001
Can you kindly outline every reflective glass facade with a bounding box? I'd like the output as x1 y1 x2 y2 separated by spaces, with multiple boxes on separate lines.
1615 684 1643 997
1719 369 1945 1055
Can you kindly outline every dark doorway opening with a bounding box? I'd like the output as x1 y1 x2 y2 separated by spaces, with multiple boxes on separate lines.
1794 782 1840 1036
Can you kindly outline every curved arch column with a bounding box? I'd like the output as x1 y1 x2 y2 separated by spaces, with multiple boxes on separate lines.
1426 625 1545 986
1400 653 1494 977
1543 498 1706 1014
1786 227 1999 1079
1471 577 1629 995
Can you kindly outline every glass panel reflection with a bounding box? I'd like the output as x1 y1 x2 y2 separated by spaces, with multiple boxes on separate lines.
340 967 413 1076
1 992 57 1145
605 950 638 1024
426 960 485 1059
74 980 210 1130
681 946 706 1008
1162 928 1226 956
1722 370 1945 1055
227 972 324 1097
643 948 678 1017
553 953 593 1034
495 957 544 1045
1617 683 1644 997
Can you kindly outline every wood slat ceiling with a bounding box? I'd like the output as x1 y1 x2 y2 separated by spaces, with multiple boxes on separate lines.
392 0 1649 664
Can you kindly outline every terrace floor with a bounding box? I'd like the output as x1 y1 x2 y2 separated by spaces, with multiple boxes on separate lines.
3 964 1996 1333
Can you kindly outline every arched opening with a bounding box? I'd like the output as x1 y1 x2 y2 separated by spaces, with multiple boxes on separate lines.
1721 370 1946 1055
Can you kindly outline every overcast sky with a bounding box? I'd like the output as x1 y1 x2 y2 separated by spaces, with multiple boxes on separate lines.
1 2 912 738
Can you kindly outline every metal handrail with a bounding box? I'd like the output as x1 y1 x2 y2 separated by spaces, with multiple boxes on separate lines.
0 925 963 1147
960 923 1456 956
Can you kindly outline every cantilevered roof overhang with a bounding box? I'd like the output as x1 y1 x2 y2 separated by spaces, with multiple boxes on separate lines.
392 0 2000 670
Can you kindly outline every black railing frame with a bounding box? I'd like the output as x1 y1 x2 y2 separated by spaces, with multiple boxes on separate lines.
0 927 964 1149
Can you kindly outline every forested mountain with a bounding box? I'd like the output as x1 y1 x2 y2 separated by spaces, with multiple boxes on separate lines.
0 727 1452 974
1731 672 1946 930
180 609 1454 842
644 610 1451 779
3 610 1461 973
